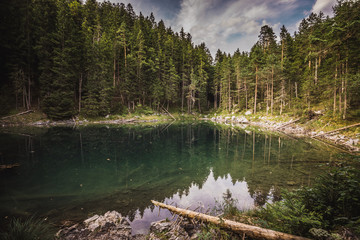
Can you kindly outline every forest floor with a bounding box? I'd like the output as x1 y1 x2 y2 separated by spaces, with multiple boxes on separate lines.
1 109 359 153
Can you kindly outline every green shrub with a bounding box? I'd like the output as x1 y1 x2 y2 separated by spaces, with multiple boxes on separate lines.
255 190 322 237
299 166 360 229
134 104 153 115
1 216 54 240
212 189 241 219
253 166 360 237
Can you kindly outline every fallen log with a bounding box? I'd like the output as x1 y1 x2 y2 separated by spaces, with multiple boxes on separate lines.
276 118 301 130
311 136 358 155
151 200 310 240
162 106 176 120
1 110 34 120
313 123 360 137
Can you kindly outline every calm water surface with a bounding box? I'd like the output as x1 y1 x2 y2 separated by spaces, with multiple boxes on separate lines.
0 122 342 234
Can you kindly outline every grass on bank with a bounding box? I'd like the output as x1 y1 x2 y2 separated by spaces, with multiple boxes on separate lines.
0 216 55 240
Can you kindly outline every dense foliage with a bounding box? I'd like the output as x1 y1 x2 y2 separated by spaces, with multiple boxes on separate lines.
255 166 360 238
0 0 359 119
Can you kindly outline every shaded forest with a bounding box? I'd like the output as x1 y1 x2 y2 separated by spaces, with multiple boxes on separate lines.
0 0 359 120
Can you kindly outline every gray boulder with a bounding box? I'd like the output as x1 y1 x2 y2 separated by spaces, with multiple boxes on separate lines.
56 211 132 240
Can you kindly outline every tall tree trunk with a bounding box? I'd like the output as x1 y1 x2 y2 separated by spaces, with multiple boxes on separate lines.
219 83 222 110
214 86 218 109
79 73 82 113
339 63 343 114
333 64 337 116
237 78 240 106
254 65 258 114
314 57 318 85
123 42 127 94
198 97 201 112
15 91 18 110
26 0 31 110
188 92 191 113
23 86 26 109
280 79 285 115
117 58 120 86
27 76 31 110
244 78 248 110
124 44 127 68
343 59 348 120
271 65 274 114
266 82 269 115
236 66 241 105
228 74 231 112
281 41 284 71
113 51 116 87
182 75 185 112
288 78 292 110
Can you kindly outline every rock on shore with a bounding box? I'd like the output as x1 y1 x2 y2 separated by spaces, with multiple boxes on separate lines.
56 211 133 240
56 211 202 240
210 115 359 152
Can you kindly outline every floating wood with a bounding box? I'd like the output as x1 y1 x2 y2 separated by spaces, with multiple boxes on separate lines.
276 118 301 130
151 200 310 240
0 163 20 170
1 110 34 120
313 123 360 137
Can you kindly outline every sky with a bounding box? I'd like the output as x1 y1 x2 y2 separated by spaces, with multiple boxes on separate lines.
102 0 338 56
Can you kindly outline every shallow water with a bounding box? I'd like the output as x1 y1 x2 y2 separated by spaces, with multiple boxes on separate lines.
0 122 342 234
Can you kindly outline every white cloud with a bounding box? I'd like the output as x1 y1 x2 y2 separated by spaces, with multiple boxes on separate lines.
310 0 337 16
104 0 322 56
173 0 296 55
288 0 337 37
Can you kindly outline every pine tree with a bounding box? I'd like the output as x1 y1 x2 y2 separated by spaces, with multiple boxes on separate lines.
43 0 84 119
250 43 264 114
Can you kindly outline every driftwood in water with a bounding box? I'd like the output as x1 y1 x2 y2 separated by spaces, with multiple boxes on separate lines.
1 110 34 120
313 123 360 137
276 118 301 130
151 200 310 240
0 163 20 170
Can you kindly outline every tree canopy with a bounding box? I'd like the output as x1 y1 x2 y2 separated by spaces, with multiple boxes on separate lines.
0 0 359 119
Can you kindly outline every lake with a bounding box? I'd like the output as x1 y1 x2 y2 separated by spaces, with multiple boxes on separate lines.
0 122 343 234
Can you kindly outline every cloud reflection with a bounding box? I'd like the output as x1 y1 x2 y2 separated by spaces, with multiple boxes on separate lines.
130 169 254 234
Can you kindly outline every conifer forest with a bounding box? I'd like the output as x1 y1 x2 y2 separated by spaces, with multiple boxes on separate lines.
0 0 359 120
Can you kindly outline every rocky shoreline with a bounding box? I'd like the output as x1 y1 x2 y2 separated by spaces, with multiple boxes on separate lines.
28 118 165 127
1 112 359 153
210 115 360 153
56 210 205 240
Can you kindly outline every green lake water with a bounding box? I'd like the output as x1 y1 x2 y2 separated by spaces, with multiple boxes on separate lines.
0 122 344 234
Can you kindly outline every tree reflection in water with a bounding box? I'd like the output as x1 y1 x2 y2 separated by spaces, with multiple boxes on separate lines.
0 123 339 233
